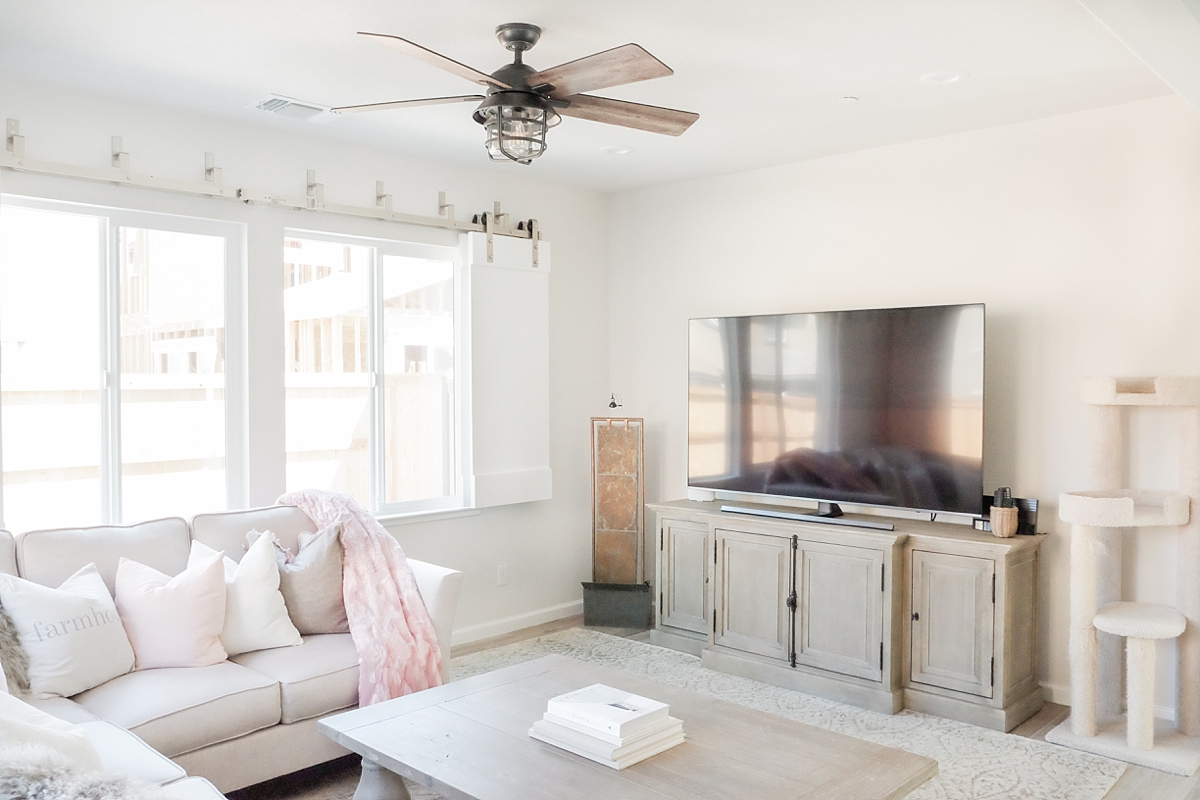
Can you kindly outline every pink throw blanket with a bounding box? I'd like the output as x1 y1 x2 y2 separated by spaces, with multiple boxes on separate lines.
278 490 443 704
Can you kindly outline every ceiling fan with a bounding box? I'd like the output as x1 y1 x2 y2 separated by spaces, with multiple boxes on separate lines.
333 23 699 165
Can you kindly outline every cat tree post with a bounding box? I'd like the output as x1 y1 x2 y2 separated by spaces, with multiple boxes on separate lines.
1178 407 1200 736
1069 522 1100 737
1088 403 1125 720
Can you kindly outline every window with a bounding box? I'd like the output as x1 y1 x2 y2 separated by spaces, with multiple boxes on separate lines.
283 232 461 515
0 198 243 531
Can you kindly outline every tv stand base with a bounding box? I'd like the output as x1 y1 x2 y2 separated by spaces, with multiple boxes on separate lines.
816 502 843 518
720 504 895 531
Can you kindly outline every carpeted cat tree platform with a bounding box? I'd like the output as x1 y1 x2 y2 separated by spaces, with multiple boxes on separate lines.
1046 377 1200 775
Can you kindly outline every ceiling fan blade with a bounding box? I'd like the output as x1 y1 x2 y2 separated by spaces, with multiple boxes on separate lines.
558 94 699 136
333 95 485 114
529 44 673 98
358 31 512 90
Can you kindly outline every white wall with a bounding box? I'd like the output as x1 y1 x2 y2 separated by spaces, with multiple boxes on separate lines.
607 95 1200 708
0 74 610 644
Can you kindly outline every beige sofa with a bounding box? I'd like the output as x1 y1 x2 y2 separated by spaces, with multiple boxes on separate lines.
0 505 463 794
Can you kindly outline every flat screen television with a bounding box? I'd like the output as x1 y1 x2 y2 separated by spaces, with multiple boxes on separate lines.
688 303 984 517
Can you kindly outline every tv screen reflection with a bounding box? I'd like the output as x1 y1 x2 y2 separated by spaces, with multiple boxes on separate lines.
688 304 984 516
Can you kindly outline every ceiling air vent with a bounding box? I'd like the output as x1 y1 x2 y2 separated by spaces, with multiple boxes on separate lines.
252 95 339 123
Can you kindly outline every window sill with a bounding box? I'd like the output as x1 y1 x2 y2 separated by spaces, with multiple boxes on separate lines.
377 507 481 526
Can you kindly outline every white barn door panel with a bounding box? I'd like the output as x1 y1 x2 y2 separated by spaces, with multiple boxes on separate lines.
465 232 552 508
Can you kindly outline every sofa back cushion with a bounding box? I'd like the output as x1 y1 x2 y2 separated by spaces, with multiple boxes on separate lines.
0 530 15 576
191 506 317 563
16 518 190 594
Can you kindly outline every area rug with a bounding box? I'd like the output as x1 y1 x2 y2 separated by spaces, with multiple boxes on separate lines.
399 628 1123 800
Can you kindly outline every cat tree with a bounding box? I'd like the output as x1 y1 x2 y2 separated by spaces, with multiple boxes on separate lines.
1046 377 1200 775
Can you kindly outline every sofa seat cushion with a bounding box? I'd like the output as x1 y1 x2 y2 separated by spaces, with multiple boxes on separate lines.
72 662 281 758
78 720 186 785
231 633 358 723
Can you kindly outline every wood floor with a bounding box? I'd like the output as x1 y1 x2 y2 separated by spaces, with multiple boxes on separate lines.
230 617 1197 800
1011 702 1200 799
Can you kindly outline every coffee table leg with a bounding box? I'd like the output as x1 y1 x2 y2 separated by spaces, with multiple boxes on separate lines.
353 758 411 800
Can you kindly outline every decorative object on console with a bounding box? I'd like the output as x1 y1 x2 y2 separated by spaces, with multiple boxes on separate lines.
1046 376 1200 775
990 487 1018 538
583 418 651 628
974 495 1040 534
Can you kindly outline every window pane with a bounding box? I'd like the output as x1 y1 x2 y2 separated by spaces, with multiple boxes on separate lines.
382 255 455 504
284 238 370 505
119 227 226 523
0 206 103 531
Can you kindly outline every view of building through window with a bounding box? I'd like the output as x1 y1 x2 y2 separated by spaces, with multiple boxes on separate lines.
118 227 227 523
381 253 455 505
283 236 457 512
0 206 104 531
0 204 230 530
284 238 372 504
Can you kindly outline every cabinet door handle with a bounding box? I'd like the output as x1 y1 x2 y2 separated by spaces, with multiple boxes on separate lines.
911 612 920 621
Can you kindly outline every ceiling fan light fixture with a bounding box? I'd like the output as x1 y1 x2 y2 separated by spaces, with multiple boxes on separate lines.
473 92 561 165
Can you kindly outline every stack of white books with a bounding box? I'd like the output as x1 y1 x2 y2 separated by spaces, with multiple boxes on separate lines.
529 683 685 770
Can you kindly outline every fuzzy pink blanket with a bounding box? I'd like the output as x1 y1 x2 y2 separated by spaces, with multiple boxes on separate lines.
278 490 443 704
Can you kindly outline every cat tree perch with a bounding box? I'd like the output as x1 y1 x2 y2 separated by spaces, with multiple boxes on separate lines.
1046 377 1200 775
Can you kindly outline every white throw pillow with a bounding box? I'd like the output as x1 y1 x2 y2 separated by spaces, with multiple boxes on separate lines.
0 565 134 698
0 690 103 771
114 551 227 670
189 535 301 655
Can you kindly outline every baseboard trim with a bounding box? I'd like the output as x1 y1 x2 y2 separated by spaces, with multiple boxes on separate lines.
1041 681 1069 706
1040 680 1176 721
451 599 584 646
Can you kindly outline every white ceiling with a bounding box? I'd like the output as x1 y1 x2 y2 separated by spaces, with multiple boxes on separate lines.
0 0 1172 193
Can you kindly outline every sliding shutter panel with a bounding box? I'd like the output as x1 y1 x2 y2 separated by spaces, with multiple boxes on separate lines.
466 232 552 508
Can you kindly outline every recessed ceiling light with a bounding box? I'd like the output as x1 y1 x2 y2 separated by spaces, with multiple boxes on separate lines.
599 145 636 156
837 96 859 104
920 70 970 85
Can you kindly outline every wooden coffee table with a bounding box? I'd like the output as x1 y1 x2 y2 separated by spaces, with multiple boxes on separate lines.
319 655 937 800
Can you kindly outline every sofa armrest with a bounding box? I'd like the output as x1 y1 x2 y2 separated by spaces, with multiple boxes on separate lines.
407 558 463 681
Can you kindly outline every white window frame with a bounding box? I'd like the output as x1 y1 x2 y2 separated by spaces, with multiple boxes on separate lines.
283 228 466 517
0 194 247 526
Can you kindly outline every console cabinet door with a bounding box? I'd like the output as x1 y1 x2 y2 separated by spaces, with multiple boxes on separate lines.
910 550 995 698
795 541 884 681
659 520 710 634
715 529 790 661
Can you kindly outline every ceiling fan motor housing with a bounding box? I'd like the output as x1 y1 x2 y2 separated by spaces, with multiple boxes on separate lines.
495 23 542 53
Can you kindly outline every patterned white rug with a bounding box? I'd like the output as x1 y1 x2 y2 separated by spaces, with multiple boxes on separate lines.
414 628 1124 800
